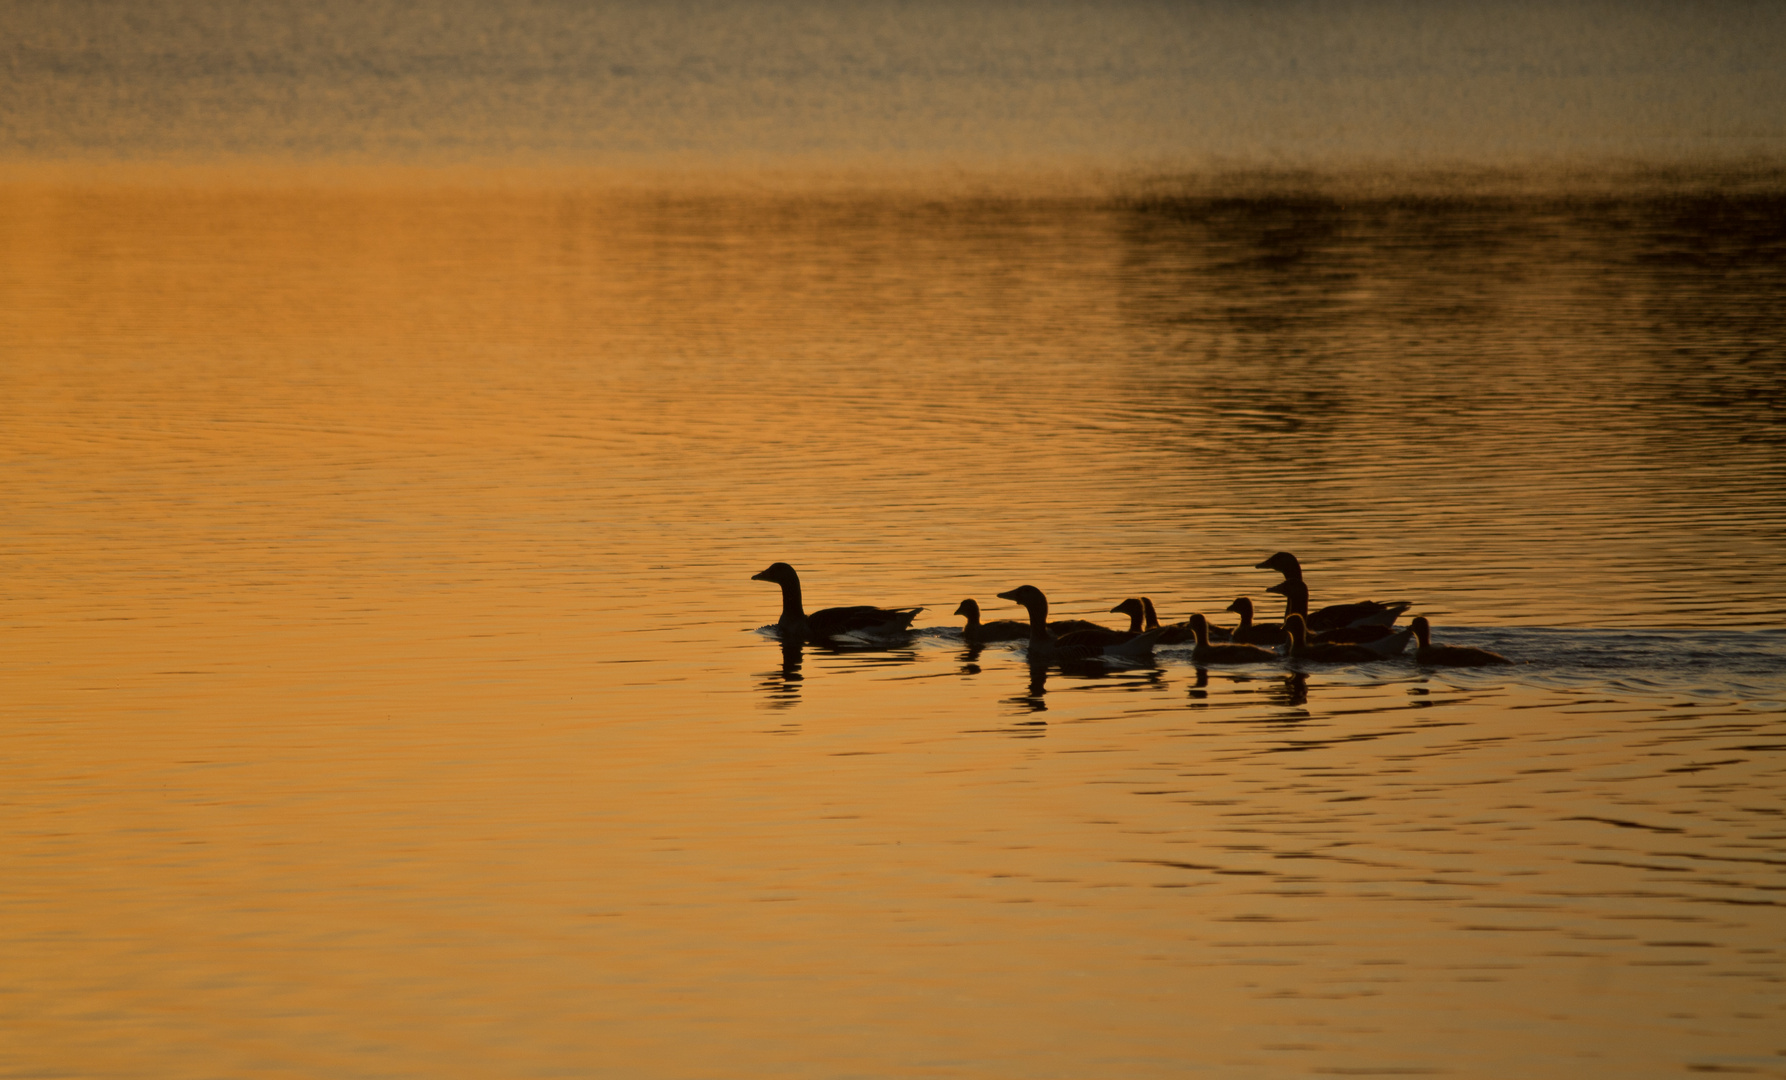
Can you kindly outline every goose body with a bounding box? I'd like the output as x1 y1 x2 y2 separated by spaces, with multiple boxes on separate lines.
1284 613 1387 664
752 563 921 643
1268 580 1410 650
1410 617 1513 667
998 585 1169 664
1353 625 1413 657
1306 597 1410 632
1187 613 1277 665
1257 554 1411 631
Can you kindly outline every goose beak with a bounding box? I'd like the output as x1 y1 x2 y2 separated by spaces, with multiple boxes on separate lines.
750 567 773 581
1265 580 1287 595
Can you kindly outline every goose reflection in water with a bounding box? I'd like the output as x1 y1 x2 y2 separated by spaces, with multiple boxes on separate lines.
956 643 984 675
757 640 804 709
813 645 921 678
1268 671 1311 709
756 638 928 706
1186 667 1210 701
1009 662 1051 714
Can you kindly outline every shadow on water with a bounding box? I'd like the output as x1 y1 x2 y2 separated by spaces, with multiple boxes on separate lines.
1109 187 1786 462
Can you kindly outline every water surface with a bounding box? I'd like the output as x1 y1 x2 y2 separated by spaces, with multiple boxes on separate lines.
4 175 1785 1077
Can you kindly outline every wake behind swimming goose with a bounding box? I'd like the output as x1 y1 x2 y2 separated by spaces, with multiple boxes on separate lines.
751 562 922 643
1255 551 1411 631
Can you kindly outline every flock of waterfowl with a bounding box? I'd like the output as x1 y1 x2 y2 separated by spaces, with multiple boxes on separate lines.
752 553 1513 668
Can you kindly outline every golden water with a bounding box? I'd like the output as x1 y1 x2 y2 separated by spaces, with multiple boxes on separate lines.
3 175 1784 1078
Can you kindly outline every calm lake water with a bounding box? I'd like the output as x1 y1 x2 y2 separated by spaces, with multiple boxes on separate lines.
4 173 1784 1080
5 1 1786 1076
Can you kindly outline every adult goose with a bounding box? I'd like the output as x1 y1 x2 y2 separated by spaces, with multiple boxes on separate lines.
1267 580 1412 655
1223 596 1288 646
954 598 1104 644
1186 613 1277 665
751 563 921 643
1111 598 1150 635
1410 617 1513 667
998 585 1169 664
1284 613 1388 664
1255 551 1411 631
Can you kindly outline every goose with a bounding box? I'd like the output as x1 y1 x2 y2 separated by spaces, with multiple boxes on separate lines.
954 598 1102 643
997 585 1170 664
1284 613 1388 664
953 598 1031 643
1267 580 1411 654
1186 613 1277 665
1410 617 1513 667
1133 596 1203 645
1223 596 1288 646
1111 597 1194 641
1255 552 1410 631
751 563 921 643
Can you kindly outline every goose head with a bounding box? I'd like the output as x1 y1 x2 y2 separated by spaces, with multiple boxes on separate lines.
1109 597 1146 626
1255 551 1303 578
1283 612 1310 647
1409 616 1433 647
1265 578 1308 614
997 585 1048 616
751 562 799 586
